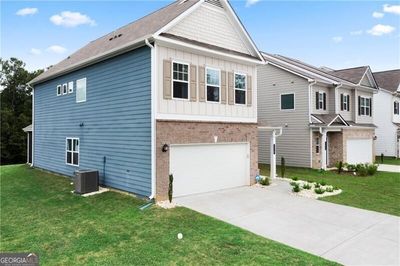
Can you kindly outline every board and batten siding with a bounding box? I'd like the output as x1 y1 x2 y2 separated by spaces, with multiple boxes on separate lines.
156 44 257 122
34 46 152 196
258 64 311 168
167 3 250 55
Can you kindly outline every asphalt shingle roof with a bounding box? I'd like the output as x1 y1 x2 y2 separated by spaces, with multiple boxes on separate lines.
373 70 400 92
328 66 368 84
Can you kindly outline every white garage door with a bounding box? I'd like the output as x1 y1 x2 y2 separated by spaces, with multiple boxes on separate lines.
170 143 250 197
346 139 373 164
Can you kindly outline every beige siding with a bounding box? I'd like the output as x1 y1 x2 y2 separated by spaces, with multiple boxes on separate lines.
167 3 250 55
360 74 373 87
311 85 331 114
258 64 311 168
156 44 257 122
356 89 374 124
337 87 353 121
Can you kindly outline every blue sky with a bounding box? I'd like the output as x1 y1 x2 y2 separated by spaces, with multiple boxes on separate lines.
1 0 399 72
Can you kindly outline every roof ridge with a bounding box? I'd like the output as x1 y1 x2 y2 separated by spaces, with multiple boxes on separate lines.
373 69 400 74
332 66 369 72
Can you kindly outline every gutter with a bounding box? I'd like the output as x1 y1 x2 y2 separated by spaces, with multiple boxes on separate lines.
145 38 157 200
308 80 317 123
334 83 343 113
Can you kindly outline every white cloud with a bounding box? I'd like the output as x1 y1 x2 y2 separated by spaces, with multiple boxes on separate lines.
367 24 396 36
383 4 400 15
332 36 343 43
30 48 41 55
350 30 363 35
46 45 67 54
246 0 260 7
372 11 384 18
16 7 38 16
50 11 96 27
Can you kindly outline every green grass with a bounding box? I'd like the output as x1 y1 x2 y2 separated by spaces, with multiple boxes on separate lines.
0 165 336 265
375 156 400 165
261 164 400 216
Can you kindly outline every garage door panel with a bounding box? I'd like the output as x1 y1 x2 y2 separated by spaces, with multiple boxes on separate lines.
170 143 249 197
346 139 373 164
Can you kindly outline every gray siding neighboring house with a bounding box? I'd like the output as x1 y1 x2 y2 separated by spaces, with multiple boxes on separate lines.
34 47 152 196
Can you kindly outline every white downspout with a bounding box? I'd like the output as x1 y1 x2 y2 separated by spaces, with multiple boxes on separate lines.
319 127 327 170
334 83 343 114
270 128 282 179
145 38 156 200
308 80 317 123
27 84 35 167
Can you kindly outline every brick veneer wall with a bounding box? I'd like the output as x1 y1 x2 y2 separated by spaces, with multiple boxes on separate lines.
155 120 258 201
328 132 343 167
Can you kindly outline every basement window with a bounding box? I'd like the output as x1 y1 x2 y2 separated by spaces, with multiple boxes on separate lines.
66 138 79 166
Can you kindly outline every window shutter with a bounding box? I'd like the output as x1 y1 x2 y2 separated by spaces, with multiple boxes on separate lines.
163 60 172 99
190 65 197 102
340 94 344 111
228 72 234 105
347 95 350 111
358 96 361 116
369 98 372 117
247 75 252 106
316 92 319 110
221 71 227 104
323 93 326 110
198 66 205 102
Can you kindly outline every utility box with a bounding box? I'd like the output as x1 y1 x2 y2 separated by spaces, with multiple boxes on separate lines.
75 170 99 194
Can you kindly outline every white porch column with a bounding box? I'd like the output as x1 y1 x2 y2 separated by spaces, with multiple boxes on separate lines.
321 129 327 170
270 130 276 179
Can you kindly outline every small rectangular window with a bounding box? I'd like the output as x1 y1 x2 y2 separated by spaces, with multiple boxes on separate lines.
62 83 68 95
342 94 348 111
316 137 320 154
68 81 74 93
206 67 220 102
394 101 399 115
76 78 87 103
57 85 62 96
66 138 79 166
281 93 295 110
172 62 189 99
318 92 325 110
234 73 246 105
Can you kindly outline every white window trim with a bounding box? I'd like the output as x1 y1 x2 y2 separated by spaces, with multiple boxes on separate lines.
316 137 320 154
318 91 325 110
57 85 62 96
76 78 87 103
171 60 190 101
280 92 295 111
68 81 74 94
65 137 79 167
360 96 371 116
234 72 247 106
62 83 68 95
342 93 349 112
394 101 400 115
205 66 221 104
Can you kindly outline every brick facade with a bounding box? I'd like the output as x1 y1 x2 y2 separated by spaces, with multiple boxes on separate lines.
155 120 258 200
312 128 375 169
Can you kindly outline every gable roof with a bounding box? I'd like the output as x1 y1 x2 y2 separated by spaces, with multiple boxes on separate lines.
310 114 349 127
30 0 263 86
373 69 400 93
328 66 368 84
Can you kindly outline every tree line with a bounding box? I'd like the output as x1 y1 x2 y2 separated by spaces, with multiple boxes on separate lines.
1 58 43 165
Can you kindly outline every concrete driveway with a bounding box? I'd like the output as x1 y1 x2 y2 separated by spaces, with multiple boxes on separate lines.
174 180 400 266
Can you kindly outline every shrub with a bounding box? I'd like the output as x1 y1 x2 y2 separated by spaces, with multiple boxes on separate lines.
319 180 327 186
290 181 298 186
260 177 270 186
291 177 298 181
281 157 286 178
325 186 334 192
346 164 357 172
292 184 301 193
302 183 311 190
168 174 174 203
314 188 325 194
333 186 339 190
314 183 321 188
336 161 343 174
356 164 368 176
367 164 378 176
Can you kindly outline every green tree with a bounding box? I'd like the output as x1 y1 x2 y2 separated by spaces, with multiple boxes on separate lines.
1 58 43 165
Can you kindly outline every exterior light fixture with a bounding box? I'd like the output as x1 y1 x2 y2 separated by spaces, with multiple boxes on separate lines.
162 144 169 152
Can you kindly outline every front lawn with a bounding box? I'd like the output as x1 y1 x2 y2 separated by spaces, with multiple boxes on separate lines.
260 164 400 216
375 156 400 165
0 165 336 265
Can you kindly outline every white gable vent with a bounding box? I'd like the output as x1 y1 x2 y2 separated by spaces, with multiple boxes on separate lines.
205 0 224 8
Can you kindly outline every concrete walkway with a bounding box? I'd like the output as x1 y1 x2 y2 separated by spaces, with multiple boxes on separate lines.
174 181 400 266
378 164 400 173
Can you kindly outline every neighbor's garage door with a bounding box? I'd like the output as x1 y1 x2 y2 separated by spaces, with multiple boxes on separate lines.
170 143 250 197
346 139 373 164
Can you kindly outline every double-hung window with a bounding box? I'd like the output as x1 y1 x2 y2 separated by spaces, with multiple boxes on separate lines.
66 138 79 166
394 101 400 115
359 97 371 116
281 93 295 110
172 62 189 99
341 94 350 111
206 67 220 102
234 73 246 105
316 91 326 110
76 78 87 103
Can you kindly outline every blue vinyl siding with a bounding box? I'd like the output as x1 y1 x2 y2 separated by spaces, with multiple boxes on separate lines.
33 46 152 196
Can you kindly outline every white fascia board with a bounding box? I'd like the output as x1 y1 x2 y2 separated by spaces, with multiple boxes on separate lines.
154 36 263 65
262 53 339 85
156 113 257 123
